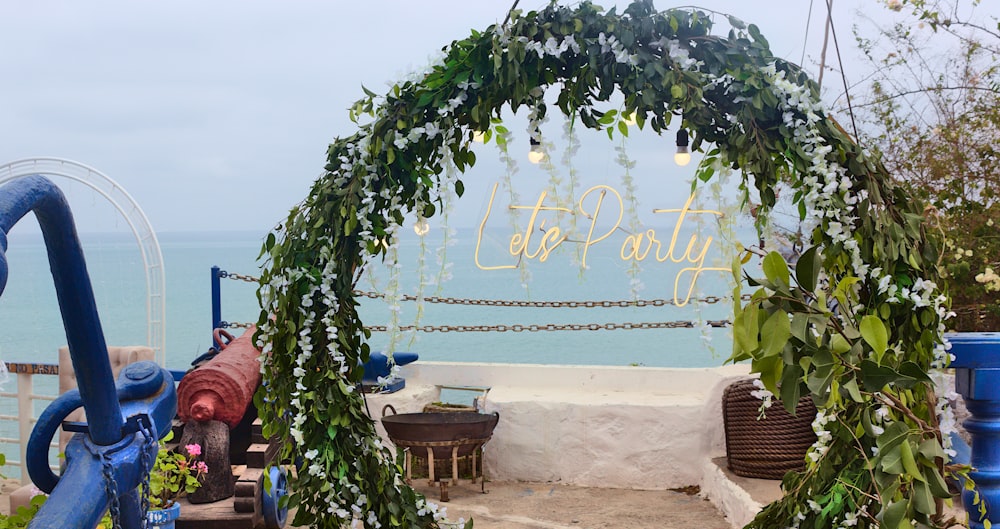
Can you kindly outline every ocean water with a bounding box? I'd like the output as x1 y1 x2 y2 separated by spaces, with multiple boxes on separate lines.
0 226 743 372
0 223 749 477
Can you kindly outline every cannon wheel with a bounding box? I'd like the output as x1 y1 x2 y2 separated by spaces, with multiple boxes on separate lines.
262 465 288 528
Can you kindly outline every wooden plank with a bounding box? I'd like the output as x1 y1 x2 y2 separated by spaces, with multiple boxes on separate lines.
251 418 266 444
245 441 279 469
234 467 263 514
175 497 254 529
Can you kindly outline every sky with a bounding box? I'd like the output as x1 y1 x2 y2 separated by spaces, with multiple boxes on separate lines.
0 0 985 236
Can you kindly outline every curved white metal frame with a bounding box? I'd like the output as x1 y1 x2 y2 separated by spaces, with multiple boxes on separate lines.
0 158 166 366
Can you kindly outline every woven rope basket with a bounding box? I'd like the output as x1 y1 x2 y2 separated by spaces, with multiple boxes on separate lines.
723 378 817 479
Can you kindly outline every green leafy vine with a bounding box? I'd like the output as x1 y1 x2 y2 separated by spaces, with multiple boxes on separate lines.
255 2 960 527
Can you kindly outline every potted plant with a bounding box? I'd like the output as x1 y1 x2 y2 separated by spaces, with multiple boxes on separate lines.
146 432 208 529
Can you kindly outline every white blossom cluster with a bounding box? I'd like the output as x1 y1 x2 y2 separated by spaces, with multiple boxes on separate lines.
807 409 837 463
597 32 639 65
614 140 645 298
655 38 704 71
432 133 460 294
560 114 584 269
763 62 956 364
762 63 871 281
930 370 960 457
528 101 566 219
523 34 581 60
493 125 533 289
749 378 774 411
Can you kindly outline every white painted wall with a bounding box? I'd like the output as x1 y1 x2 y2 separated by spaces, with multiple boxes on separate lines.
366 362 751 489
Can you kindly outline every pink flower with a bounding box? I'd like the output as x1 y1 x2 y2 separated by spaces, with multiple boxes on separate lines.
185 444 202 457
196 461 209 474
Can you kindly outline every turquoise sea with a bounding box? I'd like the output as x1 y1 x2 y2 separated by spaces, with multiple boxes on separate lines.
0 222 752 477
0 226 744 373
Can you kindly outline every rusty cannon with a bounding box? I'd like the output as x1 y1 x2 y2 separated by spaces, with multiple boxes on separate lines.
174 326 287 529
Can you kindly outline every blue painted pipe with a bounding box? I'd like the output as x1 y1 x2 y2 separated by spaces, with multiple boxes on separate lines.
0 175 123 445
361 351 419 383
211 265 223 346
948 332 1000 529
0 176 178 529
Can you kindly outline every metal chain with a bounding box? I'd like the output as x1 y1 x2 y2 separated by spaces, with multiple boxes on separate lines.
100 449 122 529
216 268 748 308
218 270 261 284
353 290 748 308
138 418 156 529
366 320 730 333
218 321 255 330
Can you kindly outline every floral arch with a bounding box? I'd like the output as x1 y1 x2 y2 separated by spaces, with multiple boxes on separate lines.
255 2 957 528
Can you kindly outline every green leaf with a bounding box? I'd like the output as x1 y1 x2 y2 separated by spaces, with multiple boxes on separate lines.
898 362 932 387
879 499 907 529
918 438 945 461
900 439 924 481
762 251 790 286
842 377 863 403
926 465 951 498
670 84 683 99
877 421 911 453
830 334 852 354
759 310 791 357
806 349 835 396
860 360 900 391
794 246 821 291
860 315 888 359
779 364 804 414
752 355 783 392
912 479 935 515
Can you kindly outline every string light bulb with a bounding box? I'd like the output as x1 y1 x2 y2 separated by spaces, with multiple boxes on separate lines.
472 130 486 143
413 218 430 236
622 112 636 126
528 138 546 164
674 129 691 166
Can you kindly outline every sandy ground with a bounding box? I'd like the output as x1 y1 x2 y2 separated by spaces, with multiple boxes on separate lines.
1 478 731 528
404 480 731 529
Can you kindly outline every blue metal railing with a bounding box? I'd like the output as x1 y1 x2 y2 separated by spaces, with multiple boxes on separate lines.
0 176 176 529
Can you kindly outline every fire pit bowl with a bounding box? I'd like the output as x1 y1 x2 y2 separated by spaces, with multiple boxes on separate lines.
381 409 500 459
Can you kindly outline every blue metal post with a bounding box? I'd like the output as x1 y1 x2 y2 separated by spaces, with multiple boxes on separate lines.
0 176 123 445
948 332 1000 529
211 265 222 347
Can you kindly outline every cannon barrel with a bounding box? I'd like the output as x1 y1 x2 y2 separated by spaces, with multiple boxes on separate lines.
178 326 261 428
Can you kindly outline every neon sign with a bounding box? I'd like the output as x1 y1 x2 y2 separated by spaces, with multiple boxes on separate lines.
475 183 728 306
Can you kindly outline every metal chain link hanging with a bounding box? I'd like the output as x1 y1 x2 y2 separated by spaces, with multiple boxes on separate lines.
366 320 730 333
218 268 737 331
217 269 747 309
100 450 122 529
138 418 156 529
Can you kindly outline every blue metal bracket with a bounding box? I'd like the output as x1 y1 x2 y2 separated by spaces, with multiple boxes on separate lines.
0 176 177 529
948 332 1000 529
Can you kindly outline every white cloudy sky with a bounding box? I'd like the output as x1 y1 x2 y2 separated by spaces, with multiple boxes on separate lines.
0 0 990 235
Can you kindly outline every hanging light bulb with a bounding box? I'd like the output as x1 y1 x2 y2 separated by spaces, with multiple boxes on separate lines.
413 218 430 236
622 111 636 127
472 130 486 143
528 137 546 164
674 129 691 166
